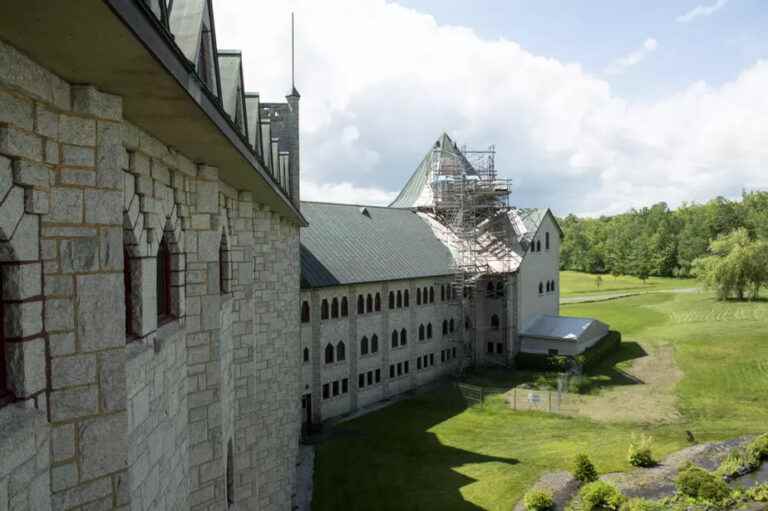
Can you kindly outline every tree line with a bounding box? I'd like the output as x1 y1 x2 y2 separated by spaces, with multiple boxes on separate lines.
559 191 768 283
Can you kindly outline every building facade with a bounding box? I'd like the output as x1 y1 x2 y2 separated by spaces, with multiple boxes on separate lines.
0 1 304 510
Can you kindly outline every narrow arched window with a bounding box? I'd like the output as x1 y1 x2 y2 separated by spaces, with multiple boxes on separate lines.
442 320 448 336
404 290 410 307
303 347 309 363
429 287 434 303
325 343 334 364
366 294 373 313
441 285 445 301
537 240 541 252
321 299 329 320
219 233 229 294
331 297 339 318
418 324 425 341
391 330 398 348
416 288 421 305
552 280 556 292
157 234 173 322
423 287 428 304
301 301 310 323
375 293 381 311
539 282 543 294
465 316 471 330
496 281 504 298
360 336 369 356
400 329 407 346
124 249 134 336
336 341 346 362
491 314 500 330
449 318 455 332
427 323 433 339
226 439 234 505
371 334 378 353
396 290 402 308
389 291 395 309
545 232 550 250
341 297 348 317
357 295 364 314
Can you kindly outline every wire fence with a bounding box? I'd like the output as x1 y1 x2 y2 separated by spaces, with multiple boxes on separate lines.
456 382 581 414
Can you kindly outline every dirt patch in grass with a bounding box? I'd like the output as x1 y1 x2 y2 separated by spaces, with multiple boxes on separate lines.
564 344 683 424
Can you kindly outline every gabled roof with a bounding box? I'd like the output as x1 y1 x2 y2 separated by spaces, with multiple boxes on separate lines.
521 315 608 342
300 202 455 288
389 133 477 208
218 51 244 122
168 0 207 63
244 94 261 151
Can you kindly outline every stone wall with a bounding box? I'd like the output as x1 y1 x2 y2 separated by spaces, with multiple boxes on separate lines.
0 37 301 511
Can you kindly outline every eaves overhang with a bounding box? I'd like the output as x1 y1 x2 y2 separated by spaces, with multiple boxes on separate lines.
0 0 307 226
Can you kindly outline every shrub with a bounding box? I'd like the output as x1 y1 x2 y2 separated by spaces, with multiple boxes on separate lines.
524 489 555 511
698 478 730 502
574 454 599 483
748 433 768 460
716 434 768 479
515 352 571 372
577 480 626 511
675 464 730 504
627 434 656 468
619 498 666 511
747 483 768 502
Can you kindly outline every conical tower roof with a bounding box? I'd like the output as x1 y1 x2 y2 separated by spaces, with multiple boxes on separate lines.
389 133 477 208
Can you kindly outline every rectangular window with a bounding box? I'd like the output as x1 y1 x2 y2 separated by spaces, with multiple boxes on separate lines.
390 365 395 378
375 369 381 383
417 358 421 370
405 361 409 373
332 381 339 396
367 371 373 385
497 343 504 354
441 351 445 362
397 362 402 376
452 347 456 358
322 383 329 399
487 342 494 354
358 374 365 388
430 354 434 366
342 378 349 394
548 348 559 356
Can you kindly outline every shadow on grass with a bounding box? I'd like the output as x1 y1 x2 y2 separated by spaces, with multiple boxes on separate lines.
313 385 519 511
585 341 648 391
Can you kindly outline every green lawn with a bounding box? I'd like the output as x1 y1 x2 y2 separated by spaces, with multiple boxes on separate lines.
559 270 696 297
313 285 768 510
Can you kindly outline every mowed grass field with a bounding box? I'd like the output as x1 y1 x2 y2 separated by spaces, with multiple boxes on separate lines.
559 270 696 297
312 282 768 510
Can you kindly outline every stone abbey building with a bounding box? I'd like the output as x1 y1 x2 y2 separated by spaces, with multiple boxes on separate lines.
0 1 303 509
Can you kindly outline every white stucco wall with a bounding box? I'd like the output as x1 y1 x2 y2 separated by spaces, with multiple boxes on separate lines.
517 213 561 331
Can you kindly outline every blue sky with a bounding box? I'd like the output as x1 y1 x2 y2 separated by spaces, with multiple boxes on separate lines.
215 0 768 216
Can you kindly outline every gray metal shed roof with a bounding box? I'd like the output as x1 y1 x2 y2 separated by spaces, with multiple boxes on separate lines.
300 202 455 288
521 315 607 342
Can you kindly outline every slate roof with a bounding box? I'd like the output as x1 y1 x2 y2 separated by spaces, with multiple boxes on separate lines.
389 133 477 208
521 315 608 342
300 202 455 288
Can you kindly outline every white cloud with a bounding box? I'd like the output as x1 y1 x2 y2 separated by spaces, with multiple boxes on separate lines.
677 0 729 23
604 38 659 76
213 0 768 216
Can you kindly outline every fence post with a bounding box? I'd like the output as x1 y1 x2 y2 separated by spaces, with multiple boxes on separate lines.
548 391 552 412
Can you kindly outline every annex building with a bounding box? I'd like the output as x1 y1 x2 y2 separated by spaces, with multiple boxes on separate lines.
0 1 303 510
299 134 608 425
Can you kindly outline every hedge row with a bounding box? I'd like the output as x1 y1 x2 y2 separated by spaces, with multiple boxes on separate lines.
514 330 621 372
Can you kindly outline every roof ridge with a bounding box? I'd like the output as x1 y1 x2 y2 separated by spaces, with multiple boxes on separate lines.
301 200 413 210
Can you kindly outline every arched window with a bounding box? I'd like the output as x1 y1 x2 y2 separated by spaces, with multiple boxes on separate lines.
357 295 365 314
449 318 455 332
429 287 434 303
219 233 229 294
341 297 348 317
400 329 407 346
545 232 550 250
396 290 402 308
537 240 541 252
423 287 428 303
331 297 339 318
486 281 494 297
552 280 556 292
416 288 421 305
389 291 395 309
465 316 471 330
124 249 134 336
303 347 309 363
371 334 379 353
366 294 373 313
491 314 500 330
496 281 504 298
375 293 381 311
360 336 369 356
157 234 173 322
321 299 329 320
301 301 310 323
441 285 445 301
226 439 234 505
539 282 544 294
451 286 457 300
336 341 346 362
427 323 433 339
418 324 425 340
324 343 334 364
442 320 448 336
391 330 398 348
404 290 410 307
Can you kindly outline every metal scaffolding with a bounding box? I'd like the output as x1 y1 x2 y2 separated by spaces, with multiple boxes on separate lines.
428 138 514 371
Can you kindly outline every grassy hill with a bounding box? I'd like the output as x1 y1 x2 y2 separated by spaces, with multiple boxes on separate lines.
559 270 697 297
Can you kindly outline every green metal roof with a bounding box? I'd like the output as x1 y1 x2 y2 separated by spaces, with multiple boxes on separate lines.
300 202 455 288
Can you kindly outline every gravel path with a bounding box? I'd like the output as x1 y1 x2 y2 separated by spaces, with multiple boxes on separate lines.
560 287 701 304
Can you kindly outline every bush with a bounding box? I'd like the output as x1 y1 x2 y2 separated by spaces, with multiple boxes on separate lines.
619 498 666 511
747 483 768 502
577 480 626 511
716 434 768 479
524 489 555 511
675 464 730 503
574 454 599 483
748 433 768 460
515 352 571 372
627 434 656 468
